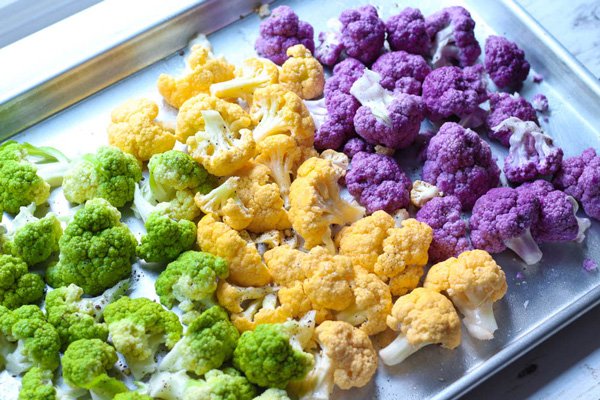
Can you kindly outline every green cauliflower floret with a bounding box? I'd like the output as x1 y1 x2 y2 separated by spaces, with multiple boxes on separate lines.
233 322 314 389
0 305 60 374
45 280 129 350
62 338 128 400
149 150 215 202
114 392 153 400
103 296 182 380
0 254 45 309
2 203 62 266
159 306 238 376
147 368 256 400
62 146 142 208
19 367 56 400
0 141 70 214
155 251 228 315
137 211 197 263
46 198 137 295
184 368 257 400
254 388 291 399
134 182 203 224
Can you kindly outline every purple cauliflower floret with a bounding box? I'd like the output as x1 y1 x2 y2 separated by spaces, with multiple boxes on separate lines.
470 187 543 265
371 51 432 95
255 6 315 65
386 7 431 56
342 138 374 158
416 195 471 262
311 94 359 151
498 117 563 183
517 180 591 243
315 19 344 67
425 6 481 68
339 5 385 65
532 93 549 113
487 93 538 146
324 58 366 97
484 35 530 89
421 65 487 122
350 70 425 149
553 148 600 220
422 122 500 210
345 152 412 214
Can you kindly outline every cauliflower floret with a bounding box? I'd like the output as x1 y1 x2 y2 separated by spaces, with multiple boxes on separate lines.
263 245 306 287
196 214 271 287
187 109 256 176
379 288 461 366
157 45 235 108
107 98 176 162
410 180 443 208
385 7 430 56
374 218 433 296
279 45 325 100
484 35 530 89
289 157 365 251
424 249 507 340
339 5 385 65
250 84 315 148
336 268 392 336
254 134 302 208
301 247 355 312
335 210 395 272
210 57 279 102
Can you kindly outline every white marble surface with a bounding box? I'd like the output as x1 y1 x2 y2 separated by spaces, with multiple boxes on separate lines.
464 1 600 398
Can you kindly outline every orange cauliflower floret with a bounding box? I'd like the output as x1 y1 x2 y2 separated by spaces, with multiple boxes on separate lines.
107 98 176 161
186 109 255 176
157 45 234 108
254 134 302 209
289 157 365 251
301 247 355 312
196 214 271 287
279 45 325 100
210 57 279 102
216 281 289 332
250 84 315 147
424 249 507 340
374 218 433 296
335 210 395 272
263 245 306 287
195 163 290 233
379 288 461 366
290 321 377 399
175 93 252 143
336 268 392 336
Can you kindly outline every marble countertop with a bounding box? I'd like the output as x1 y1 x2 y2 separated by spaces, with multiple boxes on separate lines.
465 1 600 398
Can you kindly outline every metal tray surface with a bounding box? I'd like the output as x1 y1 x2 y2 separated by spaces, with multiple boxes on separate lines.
2 0 600 399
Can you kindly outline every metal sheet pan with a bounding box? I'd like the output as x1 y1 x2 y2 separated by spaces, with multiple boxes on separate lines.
1 0 599 399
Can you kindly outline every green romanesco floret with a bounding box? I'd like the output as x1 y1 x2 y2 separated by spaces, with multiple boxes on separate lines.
46 198 137 296
137 211 197 263
233 322 314 389
149 150 215 202
2 203 62 266
0 254 45 309
254 388 291 399
62 338 128 400
103 296 182 380
0 305 60 374
114 392 153 400
18 367 56 400
155 251 228 314
45 280 129 350
62 146 142 208
184 368 258 400
0 141 70 214
159 306 238 376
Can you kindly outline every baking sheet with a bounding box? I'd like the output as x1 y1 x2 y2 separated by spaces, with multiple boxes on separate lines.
1 0 600 399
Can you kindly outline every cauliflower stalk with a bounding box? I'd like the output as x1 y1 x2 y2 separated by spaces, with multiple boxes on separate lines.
210 57 279 101
425 250 508 340
379 288 461 366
